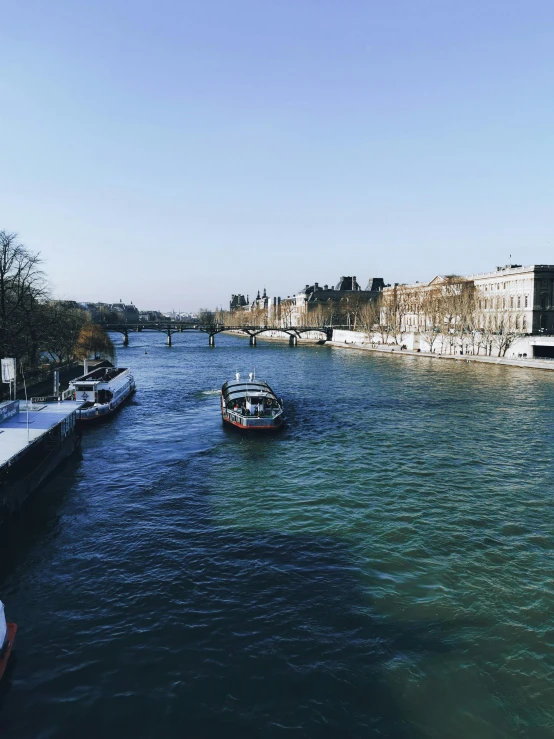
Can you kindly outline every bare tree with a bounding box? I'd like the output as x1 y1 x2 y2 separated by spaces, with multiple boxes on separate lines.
308 302 333 328
279 299 296 328
418 286 444 353
338 293 368 331
358 299 381 342
249 303 267 327
377 291 397 345
491 311 524 357
0 231 47 362
198 309 219 332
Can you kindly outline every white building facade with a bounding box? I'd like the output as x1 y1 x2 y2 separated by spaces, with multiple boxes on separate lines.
470 264 554 335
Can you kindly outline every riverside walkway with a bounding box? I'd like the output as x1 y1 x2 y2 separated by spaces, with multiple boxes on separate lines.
328 340 554 372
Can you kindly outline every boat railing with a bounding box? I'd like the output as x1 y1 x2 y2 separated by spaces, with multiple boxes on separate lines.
226 408 282 423
227 408 281 418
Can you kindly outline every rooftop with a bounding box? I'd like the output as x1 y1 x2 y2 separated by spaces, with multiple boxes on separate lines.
0 400 83 468
469 265 554 279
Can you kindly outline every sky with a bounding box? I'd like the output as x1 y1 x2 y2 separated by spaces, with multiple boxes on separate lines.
1 0 553 311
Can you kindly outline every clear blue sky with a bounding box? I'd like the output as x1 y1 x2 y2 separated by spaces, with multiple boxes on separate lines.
1 1 553 310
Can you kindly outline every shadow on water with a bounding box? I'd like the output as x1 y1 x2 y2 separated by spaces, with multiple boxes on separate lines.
0 455 84 583
151 529 443 739
0 488 469 738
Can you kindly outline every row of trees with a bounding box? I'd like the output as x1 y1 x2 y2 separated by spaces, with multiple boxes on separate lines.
369 279 526 356
0 231 114 394
216 294 372 330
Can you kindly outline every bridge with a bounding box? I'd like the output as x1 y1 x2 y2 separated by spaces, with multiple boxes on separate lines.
102 322 333 347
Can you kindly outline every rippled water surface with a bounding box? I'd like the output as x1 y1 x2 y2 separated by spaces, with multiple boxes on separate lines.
1 332 554 738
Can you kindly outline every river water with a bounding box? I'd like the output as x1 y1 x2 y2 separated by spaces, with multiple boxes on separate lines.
1 331 553 738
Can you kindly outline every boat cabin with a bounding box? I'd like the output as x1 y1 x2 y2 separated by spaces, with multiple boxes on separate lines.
70 367 132 405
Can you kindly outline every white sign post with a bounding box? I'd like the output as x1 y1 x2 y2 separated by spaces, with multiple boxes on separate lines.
1 358 15 383
1 358 16 400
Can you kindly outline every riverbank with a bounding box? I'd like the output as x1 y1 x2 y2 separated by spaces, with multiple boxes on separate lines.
228 328 554 371
327 339 554 371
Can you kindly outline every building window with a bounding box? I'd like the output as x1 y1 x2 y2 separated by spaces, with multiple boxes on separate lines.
541 294 548 310
510 296 514 309
522 316 526 331
517 296 521 309
525 295 528 308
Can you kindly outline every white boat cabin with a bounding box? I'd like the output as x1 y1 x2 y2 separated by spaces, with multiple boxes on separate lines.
69 367 134 406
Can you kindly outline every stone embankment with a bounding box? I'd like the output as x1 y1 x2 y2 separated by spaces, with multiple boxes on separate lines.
328 339 554 372
225 327 554 371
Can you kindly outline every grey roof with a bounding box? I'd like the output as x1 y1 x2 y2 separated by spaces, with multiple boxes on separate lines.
335 276 361 291
0 400 84 468
221 379 279 403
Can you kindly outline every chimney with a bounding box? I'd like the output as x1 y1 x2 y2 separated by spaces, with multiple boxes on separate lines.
305 284 309 291
324 284 328 290
314 282 319 290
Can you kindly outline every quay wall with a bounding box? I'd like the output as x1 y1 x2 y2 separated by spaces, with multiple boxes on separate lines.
329 330 554 372
331 329 554 360
224 327 554 371
224 329 323 343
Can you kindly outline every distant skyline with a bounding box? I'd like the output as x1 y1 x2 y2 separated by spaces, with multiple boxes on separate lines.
2 1 553 310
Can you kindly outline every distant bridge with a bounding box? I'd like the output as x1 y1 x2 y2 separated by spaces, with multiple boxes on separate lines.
103 322 333 347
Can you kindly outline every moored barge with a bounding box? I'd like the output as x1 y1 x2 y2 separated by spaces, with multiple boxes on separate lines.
69 366 136 422
0 399 83 525
221 373 284 431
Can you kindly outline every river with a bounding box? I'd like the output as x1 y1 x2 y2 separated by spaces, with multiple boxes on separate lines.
1 331 553 738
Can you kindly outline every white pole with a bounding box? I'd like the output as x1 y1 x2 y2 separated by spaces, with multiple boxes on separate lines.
21 364 29 444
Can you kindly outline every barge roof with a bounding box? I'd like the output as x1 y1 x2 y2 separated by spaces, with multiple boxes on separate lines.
221 379 278 403
0 401 83 468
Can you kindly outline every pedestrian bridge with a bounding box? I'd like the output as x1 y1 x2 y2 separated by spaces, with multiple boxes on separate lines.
103 322 332 347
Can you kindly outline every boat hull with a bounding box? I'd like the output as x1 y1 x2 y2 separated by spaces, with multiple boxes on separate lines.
222 415 284 432
0 433 81 527
0 622 17 681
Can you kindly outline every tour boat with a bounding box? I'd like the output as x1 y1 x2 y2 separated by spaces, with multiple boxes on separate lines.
0 602 16 681
221 372 284 431
69 366 136 422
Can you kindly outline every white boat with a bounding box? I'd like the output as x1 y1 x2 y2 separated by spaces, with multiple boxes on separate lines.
221 372 284 431
69 366 136 422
